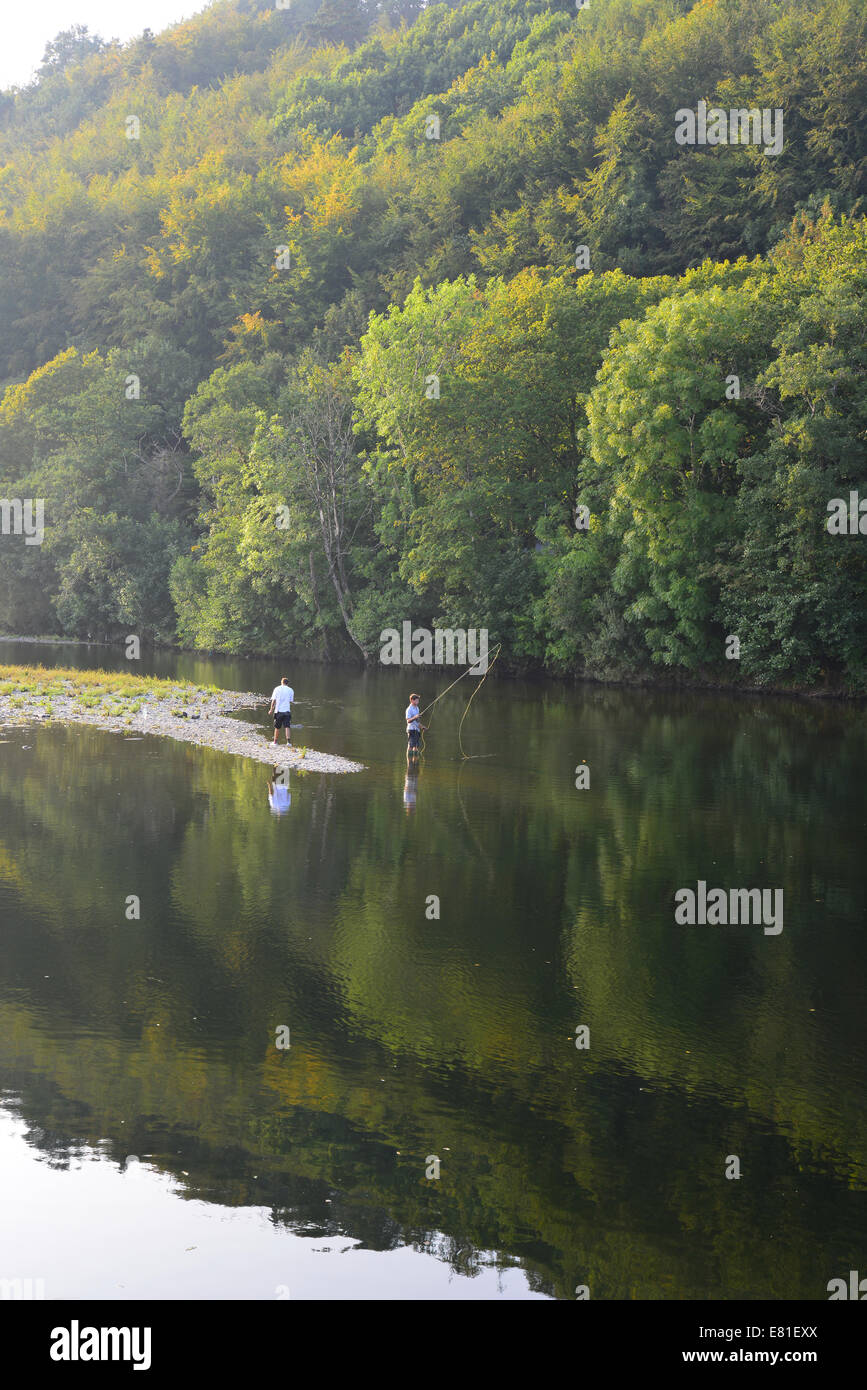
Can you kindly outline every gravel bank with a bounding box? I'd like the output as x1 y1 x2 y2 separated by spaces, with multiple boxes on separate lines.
0 687 365 774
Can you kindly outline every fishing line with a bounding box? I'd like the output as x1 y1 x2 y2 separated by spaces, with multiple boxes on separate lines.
457 643 501 759
417 643 501 759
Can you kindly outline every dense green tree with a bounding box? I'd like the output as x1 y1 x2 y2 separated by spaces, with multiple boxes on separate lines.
354 267 662 661
0 343 195 639
37 25 108 79
0 0 865 688
722 216 867 686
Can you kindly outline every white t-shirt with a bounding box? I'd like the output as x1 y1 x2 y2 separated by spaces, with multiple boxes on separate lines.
272 685 294 712
269 784 291 814
406 703 419 731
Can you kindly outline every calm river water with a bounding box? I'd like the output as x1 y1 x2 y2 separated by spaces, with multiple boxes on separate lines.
0 640 865 1299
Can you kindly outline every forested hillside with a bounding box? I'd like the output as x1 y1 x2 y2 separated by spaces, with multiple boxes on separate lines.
1 0 865 689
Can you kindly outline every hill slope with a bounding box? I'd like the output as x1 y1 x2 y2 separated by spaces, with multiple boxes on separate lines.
0 0 865 690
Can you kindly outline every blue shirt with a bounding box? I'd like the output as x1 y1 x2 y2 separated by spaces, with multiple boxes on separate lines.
406 703 420 731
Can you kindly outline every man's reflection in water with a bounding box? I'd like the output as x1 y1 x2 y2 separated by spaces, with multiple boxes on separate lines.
268 765 292 815
403 748 420 815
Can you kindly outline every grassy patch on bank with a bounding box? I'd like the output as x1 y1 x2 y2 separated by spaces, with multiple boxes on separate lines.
0 664 222 714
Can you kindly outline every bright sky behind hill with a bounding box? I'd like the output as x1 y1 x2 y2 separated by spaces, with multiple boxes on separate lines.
1 1 212 90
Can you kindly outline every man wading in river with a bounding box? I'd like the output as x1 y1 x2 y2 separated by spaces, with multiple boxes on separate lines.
269 677 295 745
406 692 426 754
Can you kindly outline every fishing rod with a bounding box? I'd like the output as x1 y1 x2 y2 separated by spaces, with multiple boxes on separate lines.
418 643 502 758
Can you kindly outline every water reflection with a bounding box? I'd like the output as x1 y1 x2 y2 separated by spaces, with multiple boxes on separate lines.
0 642 865 1298
268 767 292 816
403 752 420 815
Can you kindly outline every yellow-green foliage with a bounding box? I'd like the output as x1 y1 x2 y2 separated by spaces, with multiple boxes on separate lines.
0 663 221 712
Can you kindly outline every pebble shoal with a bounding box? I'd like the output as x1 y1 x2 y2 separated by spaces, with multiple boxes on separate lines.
0 690 365 774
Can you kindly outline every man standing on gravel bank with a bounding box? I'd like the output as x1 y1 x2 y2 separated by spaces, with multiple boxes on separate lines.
268 676 294 745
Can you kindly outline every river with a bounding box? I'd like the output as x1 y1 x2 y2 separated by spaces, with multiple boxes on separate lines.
0 640 865 1299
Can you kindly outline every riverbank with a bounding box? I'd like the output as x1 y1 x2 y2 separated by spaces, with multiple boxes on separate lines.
2 634 864 701
0 665 364 774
